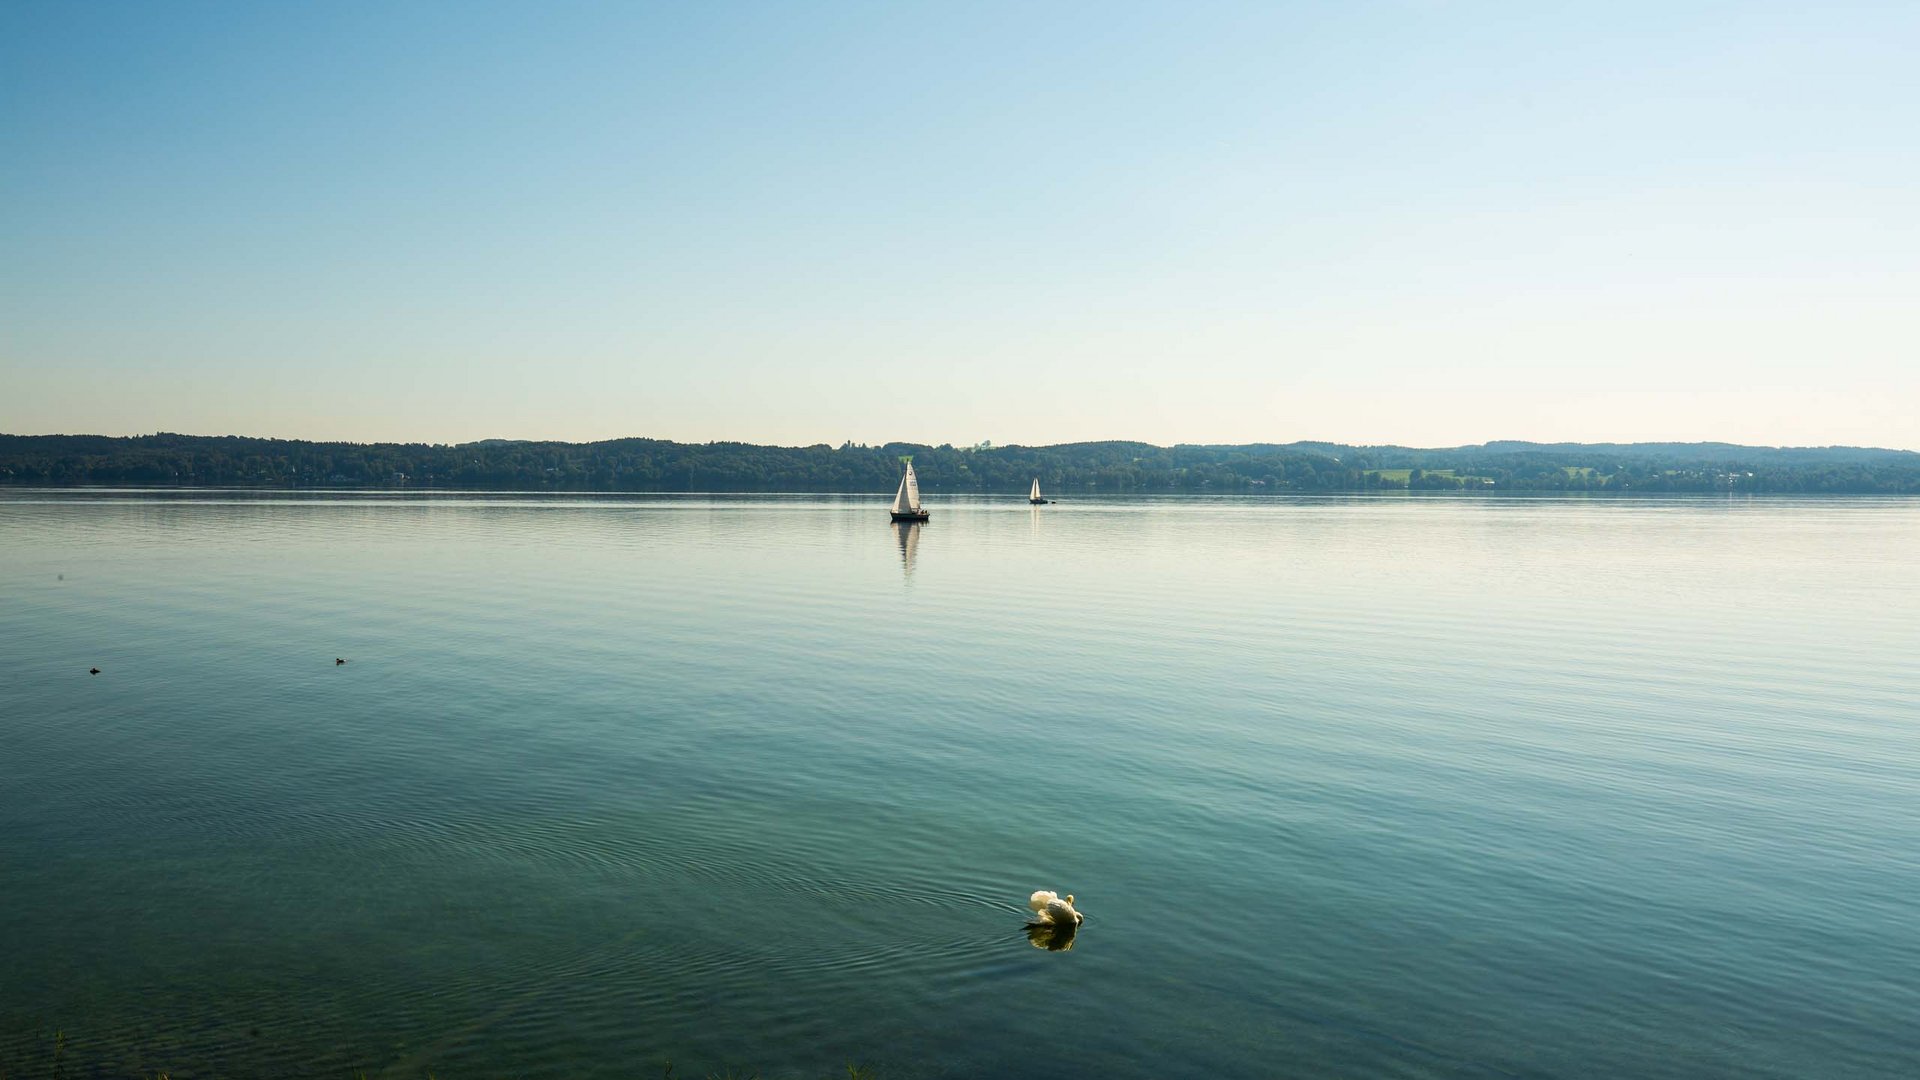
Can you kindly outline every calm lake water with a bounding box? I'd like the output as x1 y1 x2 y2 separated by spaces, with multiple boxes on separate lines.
2 490 1916 1079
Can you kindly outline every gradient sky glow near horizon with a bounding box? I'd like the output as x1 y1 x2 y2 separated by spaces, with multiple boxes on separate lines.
3 2 1917 450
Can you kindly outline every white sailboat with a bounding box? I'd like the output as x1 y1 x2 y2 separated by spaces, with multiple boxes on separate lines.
1029 477 1047 505
890 461 929 521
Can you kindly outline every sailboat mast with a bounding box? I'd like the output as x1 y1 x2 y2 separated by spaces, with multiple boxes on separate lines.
888 461 929 520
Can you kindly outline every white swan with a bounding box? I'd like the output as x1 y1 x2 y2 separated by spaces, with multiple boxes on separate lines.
1027 889 1083 927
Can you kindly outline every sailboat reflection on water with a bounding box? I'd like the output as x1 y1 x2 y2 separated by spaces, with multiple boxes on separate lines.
894 520 920 579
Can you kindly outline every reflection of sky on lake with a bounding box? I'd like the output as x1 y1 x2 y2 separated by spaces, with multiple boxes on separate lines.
3 491 1918 1080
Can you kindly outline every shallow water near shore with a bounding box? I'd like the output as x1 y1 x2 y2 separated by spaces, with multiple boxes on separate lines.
3 490 1917 1079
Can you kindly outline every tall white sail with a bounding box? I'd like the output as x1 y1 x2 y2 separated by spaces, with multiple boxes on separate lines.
1030 478 1041 501
904 462 922 511
891 473 910 514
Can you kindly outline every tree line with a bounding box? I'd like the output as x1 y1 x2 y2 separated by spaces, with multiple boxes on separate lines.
2 432 1917 494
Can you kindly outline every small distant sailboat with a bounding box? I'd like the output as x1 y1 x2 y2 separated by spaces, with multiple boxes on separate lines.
890 461 930 522
1029 478 1048 505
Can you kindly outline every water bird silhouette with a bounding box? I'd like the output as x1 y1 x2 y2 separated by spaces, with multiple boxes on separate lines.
1028 889 1082 927
88 667 100 675
335 658 347 666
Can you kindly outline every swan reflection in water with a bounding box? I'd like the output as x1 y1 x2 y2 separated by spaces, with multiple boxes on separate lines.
894 520 920 579
1024 889 1084 951
1025 920 1078 951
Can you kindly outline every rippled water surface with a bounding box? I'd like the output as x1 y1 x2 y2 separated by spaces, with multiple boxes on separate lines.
2 490 1917 1079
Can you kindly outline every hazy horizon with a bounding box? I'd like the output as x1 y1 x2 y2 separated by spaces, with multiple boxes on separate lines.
5 3 1917 450
5 426 1920 455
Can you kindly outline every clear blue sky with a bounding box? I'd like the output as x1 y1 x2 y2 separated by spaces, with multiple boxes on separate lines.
3 1 1915 448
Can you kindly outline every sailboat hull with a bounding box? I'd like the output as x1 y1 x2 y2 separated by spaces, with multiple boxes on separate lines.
890 510 930 522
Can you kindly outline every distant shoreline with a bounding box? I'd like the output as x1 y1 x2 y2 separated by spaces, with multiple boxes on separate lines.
2 485 1914 500
3 433 1917 494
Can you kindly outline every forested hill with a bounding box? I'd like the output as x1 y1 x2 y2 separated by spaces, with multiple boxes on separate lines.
2 433 1917 494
